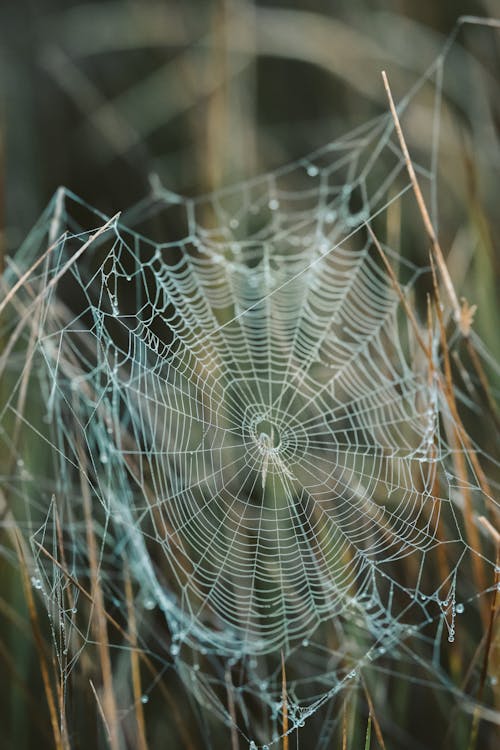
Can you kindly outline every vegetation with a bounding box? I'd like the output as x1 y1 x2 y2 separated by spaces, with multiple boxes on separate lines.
1 2 499 748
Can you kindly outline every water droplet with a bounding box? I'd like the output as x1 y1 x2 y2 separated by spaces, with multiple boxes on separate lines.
71 607 77 614
140 695 149 704
456 603 464 614
171 643 180 656
268 199 279 211
143 597 156 610
31 577 43 590
100 453 108 464
229 218 239 229
302 638 309 647
306 165 319 177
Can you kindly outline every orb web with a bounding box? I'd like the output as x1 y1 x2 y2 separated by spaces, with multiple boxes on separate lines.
1 33 499 749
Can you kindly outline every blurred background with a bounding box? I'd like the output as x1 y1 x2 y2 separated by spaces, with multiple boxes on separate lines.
0 1 498 247
2 0 499 347
1 1 499 748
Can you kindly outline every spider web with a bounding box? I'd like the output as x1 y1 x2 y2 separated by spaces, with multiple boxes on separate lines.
1 30 499 749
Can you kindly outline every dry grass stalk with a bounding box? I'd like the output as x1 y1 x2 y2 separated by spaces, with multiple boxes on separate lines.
426 296 450 588
76 436 122 750
89 678 114 747
429 258 489 623
364 714 372 750
281 651 289 750
0 212 118 320
13 530 68 750
383 69 497 517
342 697 348 750
225 668 240 750
361 677 386 750
9 270 44 459
378 70 497 623
33 540 199 748
124 566 149 750
467 517 500 750
369 231 454 592
381 70 462 327
367 224 430 359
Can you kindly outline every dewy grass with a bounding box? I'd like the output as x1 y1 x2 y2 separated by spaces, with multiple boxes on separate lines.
1 12 499 750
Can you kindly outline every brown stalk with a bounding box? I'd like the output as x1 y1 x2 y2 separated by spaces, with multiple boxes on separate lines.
380 70 497 612
225 668 240 750
46 504 71 750
381 71 462 328
124 566 149 750
383 70 497 519
367 230 450 593
53 658 70 750
0 214 119 390
33 540 199 749
54 500 76 617
0 214 118 318
33 541 138 655
429 259 488 622
89 678 113 747
341 697 348 750
361 677 387 750
9 266 44 462
76 437 121 750
0 234 65 316
281 651 289 750
367 225 430 359
468 518 500 750
426 296 449 588
13 529 67 750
